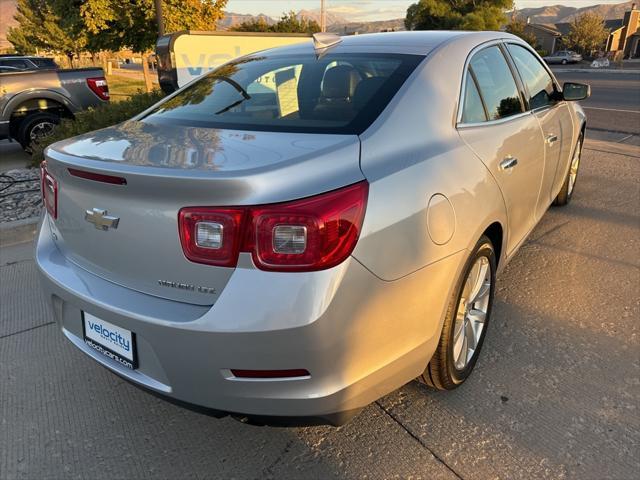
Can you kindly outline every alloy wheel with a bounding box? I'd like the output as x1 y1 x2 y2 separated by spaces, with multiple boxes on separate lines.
29 121 56 142
452 256 491 370
568 139 582 196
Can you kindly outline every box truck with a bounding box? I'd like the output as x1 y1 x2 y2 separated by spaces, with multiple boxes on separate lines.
155 31 312 94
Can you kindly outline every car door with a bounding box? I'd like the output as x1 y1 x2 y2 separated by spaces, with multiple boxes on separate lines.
457 44 546 256
505 43 575 211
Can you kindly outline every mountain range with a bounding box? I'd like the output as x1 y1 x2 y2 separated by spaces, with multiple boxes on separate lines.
512 1 635 23
0 1 636 51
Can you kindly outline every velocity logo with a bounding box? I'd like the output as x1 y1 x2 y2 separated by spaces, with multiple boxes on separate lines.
87 320 131 352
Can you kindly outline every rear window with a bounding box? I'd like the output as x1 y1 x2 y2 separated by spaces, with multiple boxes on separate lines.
0 59 30 69
142 53 423 134
30 58 58 68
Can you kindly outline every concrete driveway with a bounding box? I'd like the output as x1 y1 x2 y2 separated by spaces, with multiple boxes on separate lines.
0 140 30 173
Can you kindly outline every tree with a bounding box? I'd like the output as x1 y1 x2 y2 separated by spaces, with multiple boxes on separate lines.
272 11 320 33
232 11 320 34
7 0 89 61
80 0 228 53
405 0 513 31
505 17 538 48
564 12 609 56
8 0 228 58
231 16 272 32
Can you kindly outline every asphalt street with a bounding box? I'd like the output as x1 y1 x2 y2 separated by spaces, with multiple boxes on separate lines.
1 73 639 479
554 71 640 137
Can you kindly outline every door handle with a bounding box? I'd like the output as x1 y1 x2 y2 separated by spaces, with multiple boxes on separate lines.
546 133 558 145
500 156 518 170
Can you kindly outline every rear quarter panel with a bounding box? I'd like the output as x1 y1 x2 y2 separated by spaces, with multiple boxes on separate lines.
354 33 508 282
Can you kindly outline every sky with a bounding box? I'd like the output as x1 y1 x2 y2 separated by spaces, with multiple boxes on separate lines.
224 0 630 21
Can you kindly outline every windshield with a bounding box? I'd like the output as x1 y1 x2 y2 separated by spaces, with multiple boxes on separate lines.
142 52 423 134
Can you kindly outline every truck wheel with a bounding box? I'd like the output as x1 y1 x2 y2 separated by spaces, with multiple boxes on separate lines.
421 235 496 390
17 112 60 151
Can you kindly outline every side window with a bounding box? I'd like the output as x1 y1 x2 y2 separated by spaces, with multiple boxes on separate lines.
462 70 487 123
469 46 523 120
507 44 557 110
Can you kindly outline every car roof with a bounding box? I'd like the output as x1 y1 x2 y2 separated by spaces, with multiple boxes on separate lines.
258 30 506 57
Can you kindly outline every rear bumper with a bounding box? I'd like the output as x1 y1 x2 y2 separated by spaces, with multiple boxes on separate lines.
36 216 464 425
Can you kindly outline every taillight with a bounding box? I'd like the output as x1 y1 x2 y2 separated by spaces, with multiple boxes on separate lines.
178 181 369 272
86 77 110 101
40 161 58 219
179 208 245 267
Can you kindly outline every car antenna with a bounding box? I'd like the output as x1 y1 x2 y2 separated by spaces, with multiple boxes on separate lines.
313 32 342 51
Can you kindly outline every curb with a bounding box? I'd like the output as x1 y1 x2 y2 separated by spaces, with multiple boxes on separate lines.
0 217 40 247
552 68 640 74
584 138 640 158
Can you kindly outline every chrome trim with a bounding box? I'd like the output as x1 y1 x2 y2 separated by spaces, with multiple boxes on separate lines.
457 110 531 129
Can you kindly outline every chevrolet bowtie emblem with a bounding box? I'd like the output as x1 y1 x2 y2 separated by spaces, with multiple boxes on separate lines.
85 208 120 231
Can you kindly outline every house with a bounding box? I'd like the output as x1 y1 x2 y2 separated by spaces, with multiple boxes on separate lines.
606 4 640 57
524 3 640 58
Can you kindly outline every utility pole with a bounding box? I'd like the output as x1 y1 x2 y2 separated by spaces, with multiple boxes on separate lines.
154 0 165 37
143 0 164 92
320 0 326 32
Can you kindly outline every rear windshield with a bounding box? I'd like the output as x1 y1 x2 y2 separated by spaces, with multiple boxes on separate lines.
142 52 423 134
30 58 58 68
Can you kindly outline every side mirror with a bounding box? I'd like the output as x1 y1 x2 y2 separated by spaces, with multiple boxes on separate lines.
562 82 590 101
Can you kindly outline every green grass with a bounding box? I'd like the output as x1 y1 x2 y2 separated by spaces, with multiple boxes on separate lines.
106 74 148 102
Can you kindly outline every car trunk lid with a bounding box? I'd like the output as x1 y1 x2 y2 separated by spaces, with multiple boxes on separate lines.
44 122 363 305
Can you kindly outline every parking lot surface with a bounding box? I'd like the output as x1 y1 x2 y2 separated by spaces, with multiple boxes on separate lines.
1 75 639 479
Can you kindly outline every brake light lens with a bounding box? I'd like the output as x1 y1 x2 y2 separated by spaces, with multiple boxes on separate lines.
179 209 244 267
86 77 110 101
249 182 368 271
40 161 58 219
178 181 368 272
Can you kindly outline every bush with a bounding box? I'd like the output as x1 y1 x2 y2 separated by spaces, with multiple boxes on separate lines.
32 90 165 165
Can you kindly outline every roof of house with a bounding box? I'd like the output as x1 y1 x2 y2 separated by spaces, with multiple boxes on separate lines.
527 23 562 36
529 18 625 37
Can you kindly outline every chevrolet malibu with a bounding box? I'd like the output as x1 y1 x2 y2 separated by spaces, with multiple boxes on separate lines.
36 31 589 426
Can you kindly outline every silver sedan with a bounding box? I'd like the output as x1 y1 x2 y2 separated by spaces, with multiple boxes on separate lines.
36 31 589 426
543 50 583 65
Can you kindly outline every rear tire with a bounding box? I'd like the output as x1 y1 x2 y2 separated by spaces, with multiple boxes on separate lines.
421 235 496 390
16 112 59 151
553 133 583 206
561 59 568 65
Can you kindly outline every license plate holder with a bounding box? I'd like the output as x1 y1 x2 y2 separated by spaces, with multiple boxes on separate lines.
82 312 138 370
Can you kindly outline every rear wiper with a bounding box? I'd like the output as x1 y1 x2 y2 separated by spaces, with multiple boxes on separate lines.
210 75 251 115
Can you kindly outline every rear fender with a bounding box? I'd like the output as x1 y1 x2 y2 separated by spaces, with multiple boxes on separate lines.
3 89 78 119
